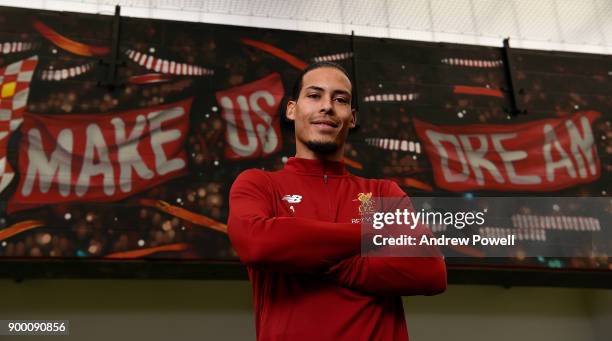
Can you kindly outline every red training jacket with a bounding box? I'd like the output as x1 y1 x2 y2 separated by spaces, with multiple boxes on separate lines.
228 157 447 341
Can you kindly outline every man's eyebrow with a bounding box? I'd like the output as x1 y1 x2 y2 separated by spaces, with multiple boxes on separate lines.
332 89 351 96
304 86 351 96
304 86 325 92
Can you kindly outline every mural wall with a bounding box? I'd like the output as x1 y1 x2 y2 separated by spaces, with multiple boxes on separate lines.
0 6 609 272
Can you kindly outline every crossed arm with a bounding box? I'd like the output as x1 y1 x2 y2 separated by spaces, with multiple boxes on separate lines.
227 169 447 296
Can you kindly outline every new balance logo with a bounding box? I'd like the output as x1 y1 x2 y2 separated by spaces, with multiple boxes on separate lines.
282 194 302 203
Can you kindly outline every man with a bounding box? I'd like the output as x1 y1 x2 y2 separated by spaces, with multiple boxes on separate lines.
228 61 446 340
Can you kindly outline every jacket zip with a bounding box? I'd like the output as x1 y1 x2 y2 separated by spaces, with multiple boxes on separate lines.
323 167 333 221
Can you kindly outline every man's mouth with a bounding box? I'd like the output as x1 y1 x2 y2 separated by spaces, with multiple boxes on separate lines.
311 120 339 128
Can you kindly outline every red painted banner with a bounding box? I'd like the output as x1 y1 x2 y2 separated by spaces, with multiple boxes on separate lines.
216 73 284 160
33 21 110 56
414 111 601 191
8 99 193 212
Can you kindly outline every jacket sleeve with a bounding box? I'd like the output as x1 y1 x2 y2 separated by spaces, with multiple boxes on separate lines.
323 180 447 296
324 256 447 296
227 169 362 273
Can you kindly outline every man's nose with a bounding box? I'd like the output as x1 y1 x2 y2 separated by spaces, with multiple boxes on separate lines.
319 96 334 114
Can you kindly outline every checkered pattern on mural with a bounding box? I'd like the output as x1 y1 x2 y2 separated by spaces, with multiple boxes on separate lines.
0 55 38 194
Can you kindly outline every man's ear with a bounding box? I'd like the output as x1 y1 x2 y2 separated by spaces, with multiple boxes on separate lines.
349 108 357 128
286 100 296 121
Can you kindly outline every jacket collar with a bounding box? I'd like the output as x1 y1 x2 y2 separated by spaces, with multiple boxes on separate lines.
284 157 348 176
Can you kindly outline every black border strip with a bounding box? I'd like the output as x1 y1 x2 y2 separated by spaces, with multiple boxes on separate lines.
1 260 610 288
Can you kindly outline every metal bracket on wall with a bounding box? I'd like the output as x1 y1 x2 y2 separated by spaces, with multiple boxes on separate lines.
98 5 125 91
501 38 527 116
350 30 360 129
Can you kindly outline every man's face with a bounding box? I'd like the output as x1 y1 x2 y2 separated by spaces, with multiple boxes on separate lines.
286 67 356 157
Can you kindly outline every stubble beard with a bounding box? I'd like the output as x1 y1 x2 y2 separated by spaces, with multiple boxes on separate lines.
304 139 340 156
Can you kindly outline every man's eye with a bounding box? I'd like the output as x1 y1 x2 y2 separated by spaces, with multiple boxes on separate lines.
307 94 320 98
335 97 349 103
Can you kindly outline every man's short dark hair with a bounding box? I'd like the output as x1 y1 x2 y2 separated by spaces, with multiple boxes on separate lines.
290 62 353 107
